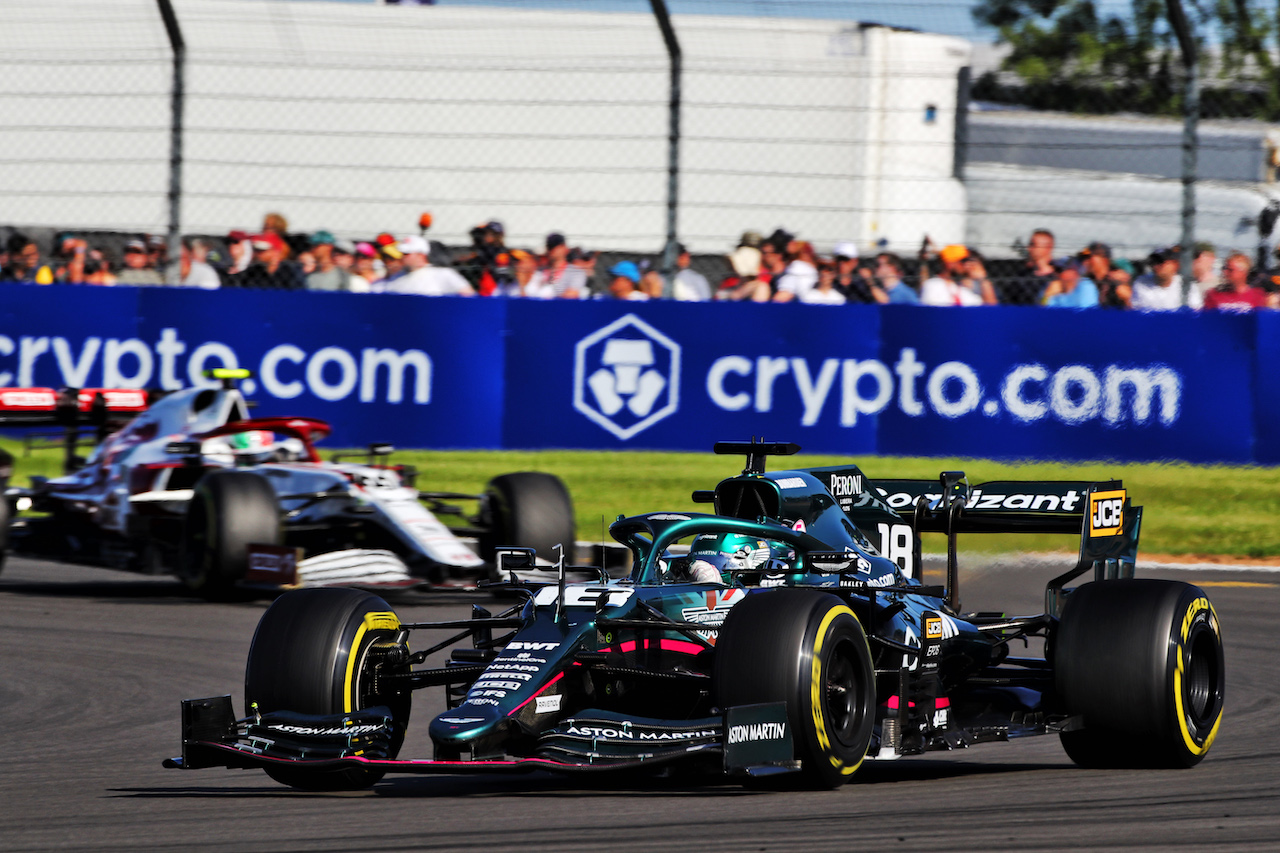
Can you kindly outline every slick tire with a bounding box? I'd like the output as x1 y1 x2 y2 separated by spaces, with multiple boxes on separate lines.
244 587 411 791
479 472 575 567
0 492 9 576
1055 579 1225 769
180 470 281 600
713 590 875 788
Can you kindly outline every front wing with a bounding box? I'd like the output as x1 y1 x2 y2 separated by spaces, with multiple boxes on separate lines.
163 696 794 778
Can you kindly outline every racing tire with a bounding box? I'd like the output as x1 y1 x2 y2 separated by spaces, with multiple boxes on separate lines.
478 472 575 567
179 470 281 600
1055 579 1225 769
0 492 9 576
244 587 411 790
713 590 875 788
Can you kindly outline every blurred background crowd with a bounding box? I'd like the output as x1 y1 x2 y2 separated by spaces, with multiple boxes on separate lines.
4 213 1278 313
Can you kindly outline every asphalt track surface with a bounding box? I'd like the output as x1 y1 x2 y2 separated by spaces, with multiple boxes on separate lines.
2 553 1277 853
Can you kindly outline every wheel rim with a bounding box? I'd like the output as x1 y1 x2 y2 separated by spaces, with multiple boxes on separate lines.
1183 624 1222 729
824 636 864 745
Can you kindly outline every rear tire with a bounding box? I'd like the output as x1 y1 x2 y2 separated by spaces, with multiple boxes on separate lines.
714 590 875 788
1056 579 1225 768
244 587 411 790
478 472 575 565
0 493 9 576
180 471 280 600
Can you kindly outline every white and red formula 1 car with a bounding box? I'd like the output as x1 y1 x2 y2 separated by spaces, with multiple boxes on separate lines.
0 371 574 598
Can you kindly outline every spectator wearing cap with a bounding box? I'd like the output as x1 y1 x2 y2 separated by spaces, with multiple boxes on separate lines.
568 247 599 298
147 234 170 271
167 238 220 289
717 242 769 301
606 261 648 301
217 230 253 286
1102 258 1135 308
1004 228 1057 305
306 230 348 291
530 232 587 299
920 245 983 306
384 236 474 297
670 243 711 301
1132 246 1201 310
350 242 382 293
232 232 305 290
1041 258 1098 308
800 258 846 305
1204 252 1276 311
1079 242 1112 288
0 233 54 284
115 238 165 286
830 242 871 303
462 220 505 289
374 233 406 282
872 252 918 304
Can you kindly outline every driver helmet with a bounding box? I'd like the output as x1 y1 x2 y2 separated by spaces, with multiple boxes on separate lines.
685 532 793 583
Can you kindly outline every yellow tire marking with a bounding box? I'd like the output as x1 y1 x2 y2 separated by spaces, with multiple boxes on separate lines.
343 611 399 714
1172 598 1221 756
809 604 868 776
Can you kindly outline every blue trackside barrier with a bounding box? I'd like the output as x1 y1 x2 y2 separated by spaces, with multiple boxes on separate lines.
1 284 1274 465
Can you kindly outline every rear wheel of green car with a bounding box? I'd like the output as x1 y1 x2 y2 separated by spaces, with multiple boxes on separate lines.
1056 579 1224 768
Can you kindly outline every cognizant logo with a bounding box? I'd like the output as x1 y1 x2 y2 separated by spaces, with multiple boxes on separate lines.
705 348 1181 427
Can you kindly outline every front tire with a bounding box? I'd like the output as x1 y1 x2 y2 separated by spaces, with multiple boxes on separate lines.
180 471 281 600
478 472 575 565
244 587 411 790
1055 579 1225 768
714 590 875 788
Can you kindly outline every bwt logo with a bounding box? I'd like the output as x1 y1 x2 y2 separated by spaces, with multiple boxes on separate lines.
574 314 680 440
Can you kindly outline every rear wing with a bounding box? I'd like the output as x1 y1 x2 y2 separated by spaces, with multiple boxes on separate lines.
0 387 149 426
869 473 1141 617
0 387 151 475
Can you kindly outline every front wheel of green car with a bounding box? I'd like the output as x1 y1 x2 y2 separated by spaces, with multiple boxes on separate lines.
244 587 411 790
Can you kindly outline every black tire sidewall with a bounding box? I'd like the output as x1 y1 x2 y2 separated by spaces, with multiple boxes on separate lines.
1056 579 1224 767
714 590 874 787
245 588 408 790
181 471 280 598
480 472 575 564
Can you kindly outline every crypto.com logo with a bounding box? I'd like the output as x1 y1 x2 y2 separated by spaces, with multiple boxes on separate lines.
573 314 681 440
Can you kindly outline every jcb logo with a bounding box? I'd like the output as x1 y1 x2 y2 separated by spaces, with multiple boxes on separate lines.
1089 489 1125 537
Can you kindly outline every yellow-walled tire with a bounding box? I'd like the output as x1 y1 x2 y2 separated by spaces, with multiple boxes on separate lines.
245 588 411 790
1056 579 1224 768
714 590 875 788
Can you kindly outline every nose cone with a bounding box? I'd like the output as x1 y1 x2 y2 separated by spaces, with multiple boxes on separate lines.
428 704 505 747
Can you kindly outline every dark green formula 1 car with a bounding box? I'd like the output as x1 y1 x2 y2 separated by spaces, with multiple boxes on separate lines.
166 441 1225 790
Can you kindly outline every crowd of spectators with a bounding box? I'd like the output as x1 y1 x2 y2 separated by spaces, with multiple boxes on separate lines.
4 214 1279 313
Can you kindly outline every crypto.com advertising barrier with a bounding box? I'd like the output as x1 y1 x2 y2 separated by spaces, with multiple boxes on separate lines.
0 285 1271 464
0 286 506 448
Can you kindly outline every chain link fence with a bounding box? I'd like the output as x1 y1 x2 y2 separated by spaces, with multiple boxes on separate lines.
3 0 1279 302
